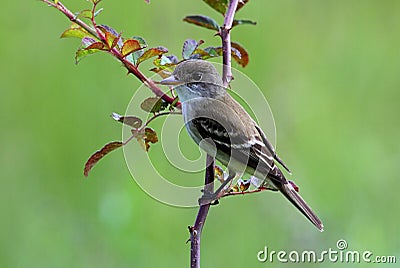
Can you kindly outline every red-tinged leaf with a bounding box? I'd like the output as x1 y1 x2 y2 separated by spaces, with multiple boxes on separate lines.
111 33 121 49
202 0 249 15
112 113 142 128
231 42 249 67
214 165 225 183
182 39 204 60
144 127 158 151
231 185 239 192
97 25 120 49
86 42 106 50
60 24 89 39
140 97 167 113
84 141 123 177
136 46 168 66
239 179 251 191
105 31 119 49
232 19 256 27
183 15 219 31
121 39 141 57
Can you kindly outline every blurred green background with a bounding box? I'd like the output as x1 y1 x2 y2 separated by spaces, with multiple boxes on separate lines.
1 0 400 267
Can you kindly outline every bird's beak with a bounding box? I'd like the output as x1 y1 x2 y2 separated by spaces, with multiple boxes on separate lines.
159 75 183 86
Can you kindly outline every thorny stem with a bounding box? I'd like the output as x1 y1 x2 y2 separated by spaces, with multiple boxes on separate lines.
40 0 180 109
189 1 239 268
189 155 214 268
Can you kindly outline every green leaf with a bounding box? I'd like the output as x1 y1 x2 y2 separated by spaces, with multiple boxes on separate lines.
202 0 227 15
75 48 101 64
121 39 141 57
170 97 180 109
140 97 167 113
183 15 219 31
202 0 249 15
75 38 104 63
182 39 204 60
204 46 222 57
136 46 168 66
231 42 249 67
112 113 143 128
60 24 89 39
84 141 123 177
131 36 147 47
232 19 256 27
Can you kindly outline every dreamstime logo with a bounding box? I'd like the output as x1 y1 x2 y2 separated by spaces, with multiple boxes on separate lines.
257 239 397 264
121 62 277 207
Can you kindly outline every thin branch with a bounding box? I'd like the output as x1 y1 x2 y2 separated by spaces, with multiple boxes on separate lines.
189 1 239 267
221 0 239 86
189 155 214 268
40 0 180 108
222 187 272 198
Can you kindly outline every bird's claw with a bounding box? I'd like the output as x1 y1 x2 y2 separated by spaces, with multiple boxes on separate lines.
198 192 219 206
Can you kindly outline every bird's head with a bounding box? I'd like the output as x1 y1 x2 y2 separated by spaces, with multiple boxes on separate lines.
160 60 224 101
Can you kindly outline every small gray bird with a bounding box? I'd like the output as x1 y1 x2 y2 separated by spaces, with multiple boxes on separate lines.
161 59 323 231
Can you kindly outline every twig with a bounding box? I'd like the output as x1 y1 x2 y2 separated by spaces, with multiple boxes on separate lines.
189 1 239 267
221 0 239 86
189 155 214 268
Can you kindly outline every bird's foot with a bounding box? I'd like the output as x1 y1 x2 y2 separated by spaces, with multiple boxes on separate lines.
198 192 220 206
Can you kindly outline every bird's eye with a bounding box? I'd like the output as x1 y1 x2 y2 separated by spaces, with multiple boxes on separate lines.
192 72 202 81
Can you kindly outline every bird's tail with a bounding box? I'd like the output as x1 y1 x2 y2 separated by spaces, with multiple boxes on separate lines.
278 182 324 232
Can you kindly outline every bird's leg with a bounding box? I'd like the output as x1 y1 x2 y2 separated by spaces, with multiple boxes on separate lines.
198 170 236 205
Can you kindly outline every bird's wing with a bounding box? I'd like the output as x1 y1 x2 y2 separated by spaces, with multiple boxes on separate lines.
254 125 291 174
187 116 286 185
